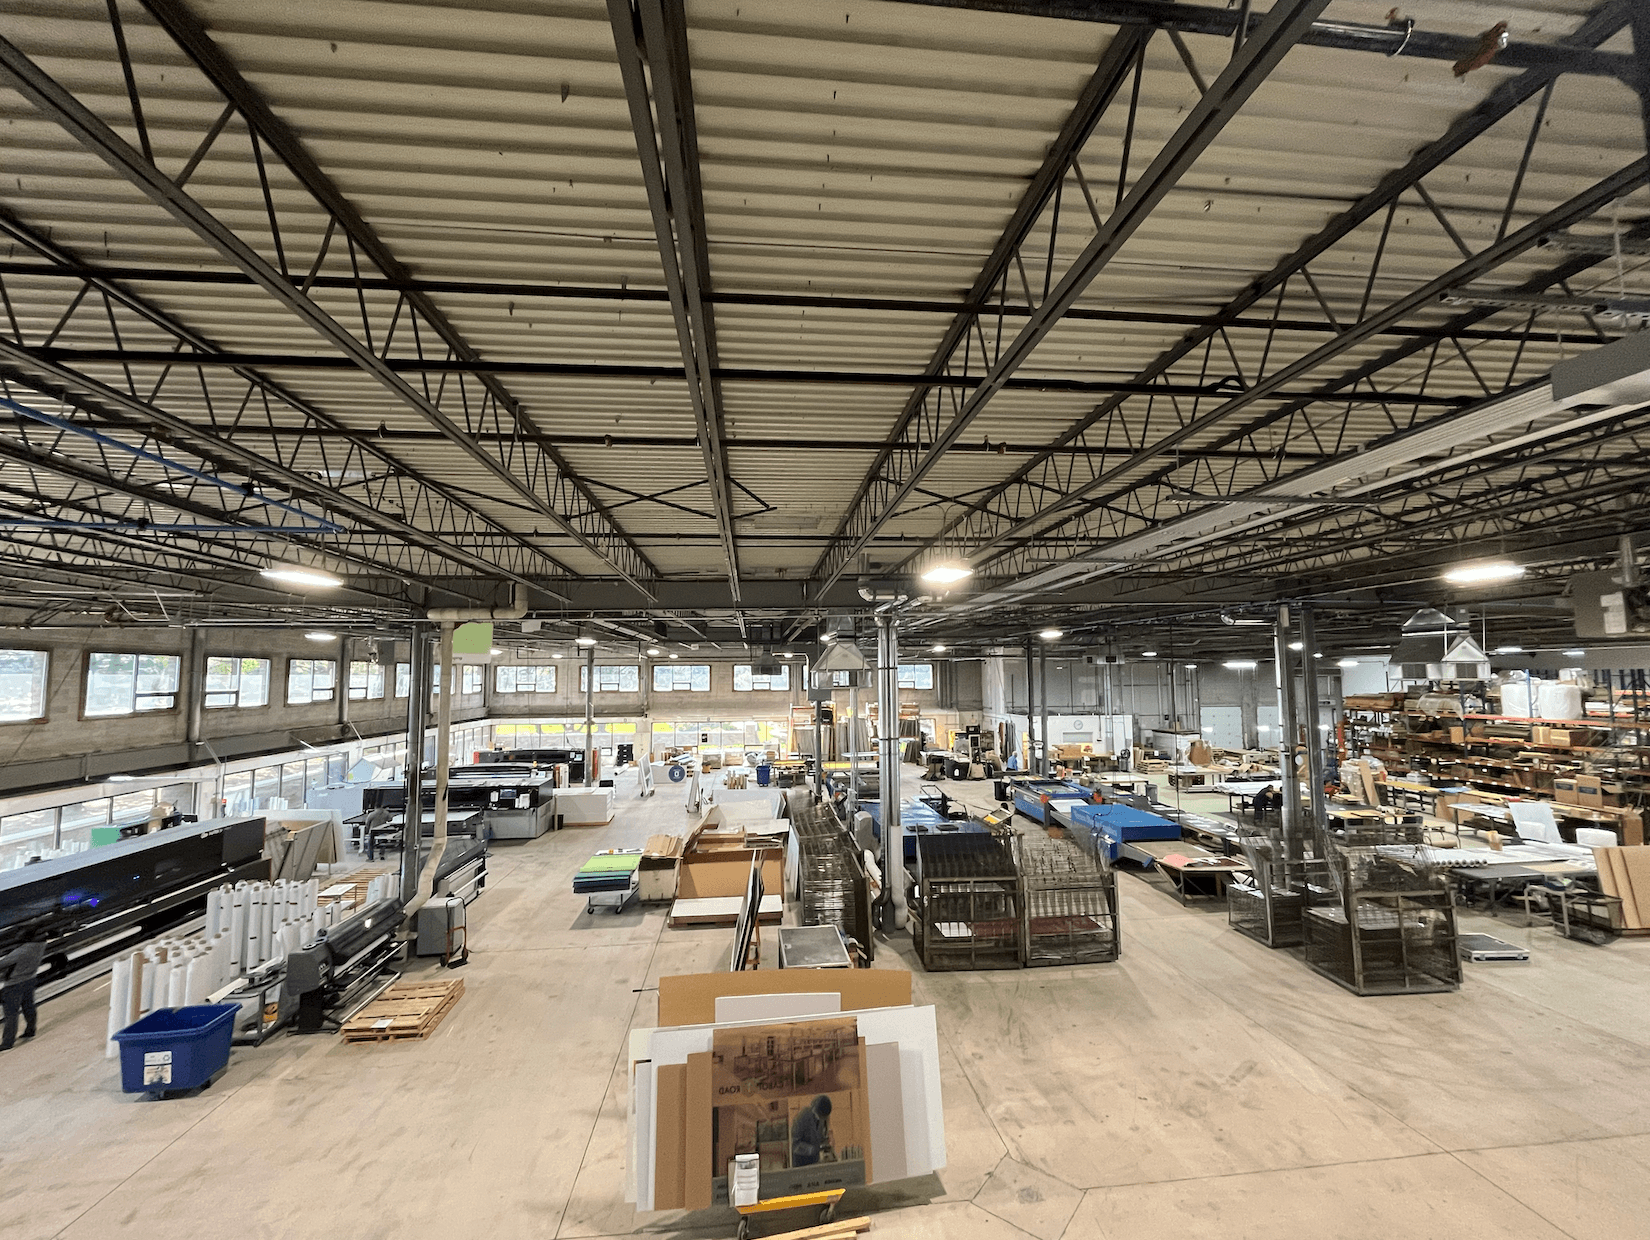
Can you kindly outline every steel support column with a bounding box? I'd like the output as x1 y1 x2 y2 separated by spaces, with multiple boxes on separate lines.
875 611 905 930
399 623 431 906
1272 606 1303 861
1298 605 1328 834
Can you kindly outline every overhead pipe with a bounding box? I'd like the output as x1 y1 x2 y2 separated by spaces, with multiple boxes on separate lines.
427 585 529 622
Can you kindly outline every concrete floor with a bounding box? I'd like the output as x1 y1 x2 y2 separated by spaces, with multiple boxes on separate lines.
3 774 1648 1240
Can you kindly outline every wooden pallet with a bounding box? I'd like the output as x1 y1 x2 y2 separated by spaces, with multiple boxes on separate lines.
341 977 464 1043
319 866 395 913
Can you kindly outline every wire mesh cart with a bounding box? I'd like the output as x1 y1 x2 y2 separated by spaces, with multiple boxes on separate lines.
910 833 1023 970
1227 833 1330 949
1016 827 1120 966
1302 842 1462 995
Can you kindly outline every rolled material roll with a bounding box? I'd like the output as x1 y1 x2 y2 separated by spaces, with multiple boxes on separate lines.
166 960 187 1009
206 887 223 936
107 957 132 1058
183 953 207 1006
260 892 274 962
230 889 247 969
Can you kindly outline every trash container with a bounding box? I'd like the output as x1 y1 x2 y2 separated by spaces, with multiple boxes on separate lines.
756 764 772 786
112 1003 239 1097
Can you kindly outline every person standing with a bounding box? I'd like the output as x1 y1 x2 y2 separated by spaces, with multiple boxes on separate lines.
0 929 45 1050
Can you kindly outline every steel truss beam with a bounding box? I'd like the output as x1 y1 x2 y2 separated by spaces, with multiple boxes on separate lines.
609 0 741 602
893 0 1636 584
0 212 570 593
15 347 1476 405
811 0 1329 590
4 12 657 595
0 259 1592 348
888 0 1635 79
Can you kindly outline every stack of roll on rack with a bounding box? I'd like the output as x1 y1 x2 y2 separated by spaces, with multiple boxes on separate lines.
105 874 396 1056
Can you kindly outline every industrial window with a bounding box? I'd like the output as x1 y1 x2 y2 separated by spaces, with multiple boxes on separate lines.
347 660 385 701
462 665 484 695
1 807 58 868
395 662 410 697
287 658 337 705
579 664 639 693
204 656 270 709
733 664 790 692
495 665 556 694
653 663 711 692
85 652 181 717
0 648 49 723
897 663 934 690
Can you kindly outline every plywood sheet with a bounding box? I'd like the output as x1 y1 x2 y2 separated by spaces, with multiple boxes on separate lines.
1616 846 1650 928
658 969 912 1027
685 1051 713 1211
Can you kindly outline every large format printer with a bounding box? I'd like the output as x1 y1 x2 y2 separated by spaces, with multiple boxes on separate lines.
0 817 267 1000
478 746 585 785
359 768 558 840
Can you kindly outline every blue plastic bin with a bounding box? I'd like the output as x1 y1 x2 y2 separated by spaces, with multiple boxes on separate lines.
756 764 772 786
112 1003 238 1096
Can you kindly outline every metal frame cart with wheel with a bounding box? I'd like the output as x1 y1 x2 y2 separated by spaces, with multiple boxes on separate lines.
735 1188 853 1239
574 849 641 914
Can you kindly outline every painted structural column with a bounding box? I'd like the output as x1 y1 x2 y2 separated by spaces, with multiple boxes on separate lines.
1298 604 1329 836
875 610 905 929
399 623 431 906
184 625 206 757
584 644 596 786
1272 606 1303 861
1024 636 1037 774
1039 642 1050 775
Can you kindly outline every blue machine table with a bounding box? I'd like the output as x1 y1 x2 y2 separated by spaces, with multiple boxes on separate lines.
864 792 986 862
1010 778 1096 824
1068 801 1181 863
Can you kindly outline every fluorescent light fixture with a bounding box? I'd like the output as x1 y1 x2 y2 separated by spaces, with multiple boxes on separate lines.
1183 663 1197 670
261 566 341 589
931 643 948 653
304 631 337 642
1223 659 1258 670
551 652 563 659
1313 653 1323 659
921 563 973 584
489 648 501 656
1338 658 1360 668
1564 648 1586 657
1444 561 1525 585
106 773 137 783
781 652 793 659
575 635 597 646
647 647 661 656
1140 650 1158 658
1494 644 1525 654
669 652 679 659
1288 641 1303 651
1039 628 1064 640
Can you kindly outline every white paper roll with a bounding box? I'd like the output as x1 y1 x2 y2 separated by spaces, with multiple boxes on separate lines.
206 888 223 936
167 961 187 1009
260 892 274 962
107 957 132 1058
183 954 206 1006
230 891 247 969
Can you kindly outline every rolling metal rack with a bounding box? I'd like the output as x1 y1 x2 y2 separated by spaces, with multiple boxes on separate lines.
1302 839 1462 995
1016 828 1120 966
788 798 874 964
909 833 1023 971
1227 832 1330 949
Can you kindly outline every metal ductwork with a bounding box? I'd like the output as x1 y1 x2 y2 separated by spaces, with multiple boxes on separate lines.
427 585 529 622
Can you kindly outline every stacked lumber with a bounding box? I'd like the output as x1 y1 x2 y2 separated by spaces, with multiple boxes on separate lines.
1592 845 1650 932
341 977 464 1042
767 1217 870 1240
319 866 395 913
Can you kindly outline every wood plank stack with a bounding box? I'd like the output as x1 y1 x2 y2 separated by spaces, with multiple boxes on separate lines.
341 977 464 1042
1592 845 1650 932
766 1217 870 1240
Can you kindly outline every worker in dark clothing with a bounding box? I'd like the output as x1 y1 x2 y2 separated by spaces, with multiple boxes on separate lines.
791 1095 833 1167
0 930 45 1050
362 807 392 860
1251 786 1280 822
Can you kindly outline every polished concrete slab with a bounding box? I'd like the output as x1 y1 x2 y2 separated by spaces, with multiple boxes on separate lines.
2 772 1646 1240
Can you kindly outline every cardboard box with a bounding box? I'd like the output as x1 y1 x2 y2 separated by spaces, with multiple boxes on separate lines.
1449 726 1465 745
1553 778 1580 805
677 851 782 901
639 834 684 904
1575 776 1605 808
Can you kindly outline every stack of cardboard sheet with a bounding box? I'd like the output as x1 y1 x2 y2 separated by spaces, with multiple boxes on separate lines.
1593 845 1650 931
669 819 784 928
627 970 943 1213
639 834 684 904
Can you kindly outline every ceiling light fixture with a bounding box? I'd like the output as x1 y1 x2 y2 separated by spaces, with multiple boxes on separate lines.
304 631 337 642
1564 648 1587 657
1183 663 1197 670
1338 658 1360 668
1223 659 1258 670
261 566 341 589
1494 644 1525 654
647 647 661 656
669 652 679 659
551 652 564 659
1039 628 1063 640
921 563 973 584
1288 640 1303 651
575 634 597 647
1444 561 1525 585
1140 650 1158 658
931 643 947 653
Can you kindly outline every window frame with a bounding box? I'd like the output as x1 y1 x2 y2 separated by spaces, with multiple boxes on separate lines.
395 662 411 697
0 647 50 725
203 655 272 711
286 657 338 706
347 659 386 702
579 664 640 693
733 664 790 692
652 663 711 693
82 650 183 719
461 664 484 696
495 665 557 694
897 663 934 690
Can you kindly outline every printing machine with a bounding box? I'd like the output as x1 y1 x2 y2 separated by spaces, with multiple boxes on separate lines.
862 786 987 863
282 897 407 1034
478 746 586 785
0 817 268 1001
359 768 558 839
1009 777 1098 825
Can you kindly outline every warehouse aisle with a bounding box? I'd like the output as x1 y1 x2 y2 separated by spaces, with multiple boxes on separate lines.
2 773 1648 1240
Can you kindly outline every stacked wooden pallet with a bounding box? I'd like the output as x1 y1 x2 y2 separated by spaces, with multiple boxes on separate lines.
341 977 464 1043
318 866 395 913
764 1217 869 1240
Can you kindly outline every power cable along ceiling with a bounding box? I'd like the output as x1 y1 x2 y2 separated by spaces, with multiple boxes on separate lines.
0 0 1641 652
